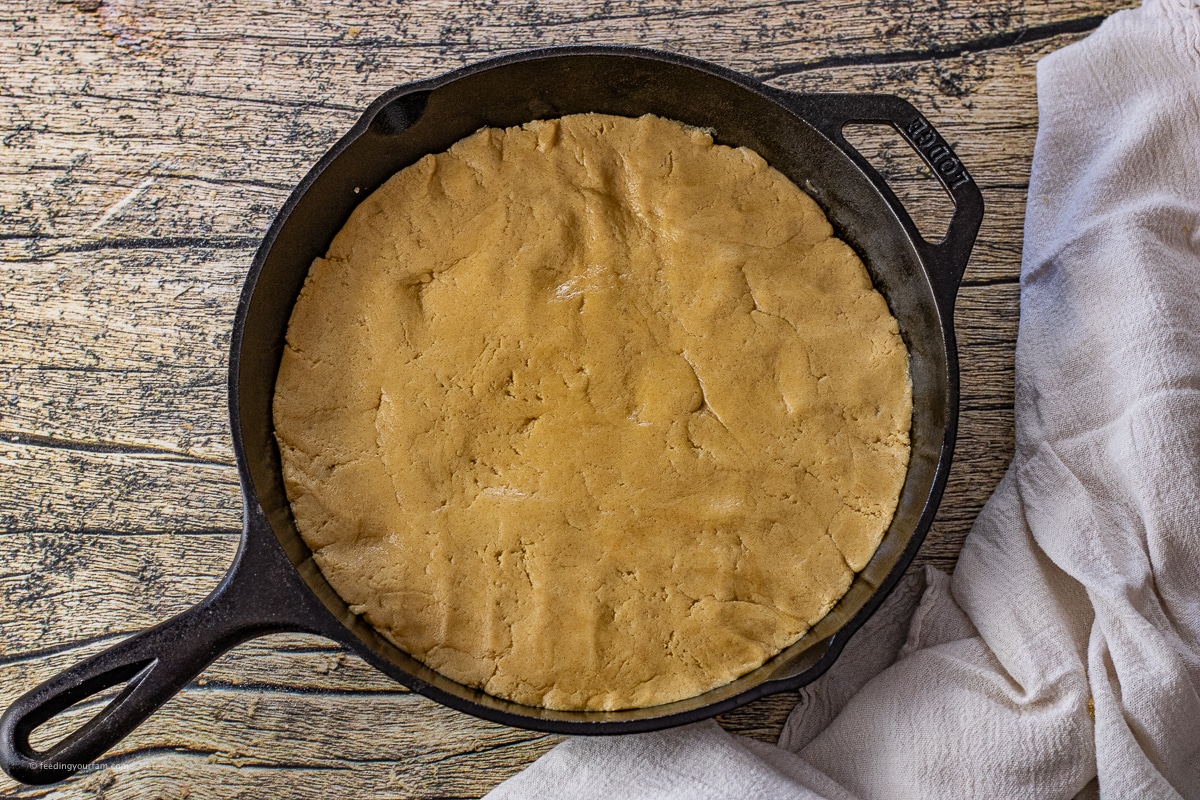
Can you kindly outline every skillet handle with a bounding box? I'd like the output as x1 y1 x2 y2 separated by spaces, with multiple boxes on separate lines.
0 519 324 786
775 92 984 314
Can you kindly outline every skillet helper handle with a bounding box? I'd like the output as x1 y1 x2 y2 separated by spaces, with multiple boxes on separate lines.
0 528 313 786
776 92 984 313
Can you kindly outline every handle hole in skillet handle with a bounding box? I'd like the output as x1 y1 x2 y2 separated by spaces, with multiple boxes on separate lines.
24 668 146 754
841 122 956 245
10 659 154 770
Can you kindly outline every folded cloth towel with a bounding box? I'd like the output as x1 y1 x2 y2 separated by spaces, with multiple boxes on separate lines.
486 2 1200 797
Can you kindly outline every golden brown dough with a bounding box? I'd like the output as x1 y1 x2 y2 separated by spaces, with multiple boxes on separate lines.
273 113 911 711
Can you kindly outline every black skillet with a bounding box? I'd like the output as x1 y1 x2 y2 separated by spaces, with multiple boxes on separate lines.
1 46 982 785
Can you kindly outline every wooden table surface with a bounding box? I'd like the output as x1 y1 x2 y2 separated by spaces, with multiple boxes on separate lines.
1 0 1135 796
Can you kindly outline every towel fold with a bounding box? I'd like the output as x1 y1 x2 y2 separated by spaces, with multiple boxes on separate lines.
487 3 1200 797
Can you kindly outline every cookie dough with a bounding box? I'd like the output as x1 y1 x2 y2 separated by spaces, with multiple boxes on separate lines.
273 113 912 711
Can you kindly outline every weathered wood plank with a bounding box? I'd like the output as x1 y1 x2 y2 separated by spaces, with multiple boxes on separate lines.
0 249 243 370
0 531 236 656
0 443 242 531
923 407 1015 567
971 186 1031 271
4 0 1135 83
0 366 232 461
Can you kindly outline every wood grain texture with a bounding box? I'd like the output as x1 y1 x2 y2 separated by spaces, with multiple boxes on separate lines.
0 0 1136 796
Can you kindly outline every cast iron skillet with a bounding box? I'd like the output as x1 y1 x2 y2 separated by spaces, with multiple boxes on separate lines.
1 45 982 785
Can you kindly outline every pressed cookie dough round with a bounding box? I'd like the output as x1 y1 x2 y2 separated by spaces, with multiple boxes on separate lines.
273 113 912 711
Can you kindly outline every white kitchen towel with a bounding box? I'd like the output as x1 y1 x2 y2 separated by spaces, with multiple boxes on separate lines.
486 2 1200 798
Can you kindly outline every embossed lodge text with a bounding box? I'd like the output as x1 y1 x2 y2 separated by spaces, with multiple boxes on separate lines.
906 118 971 189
